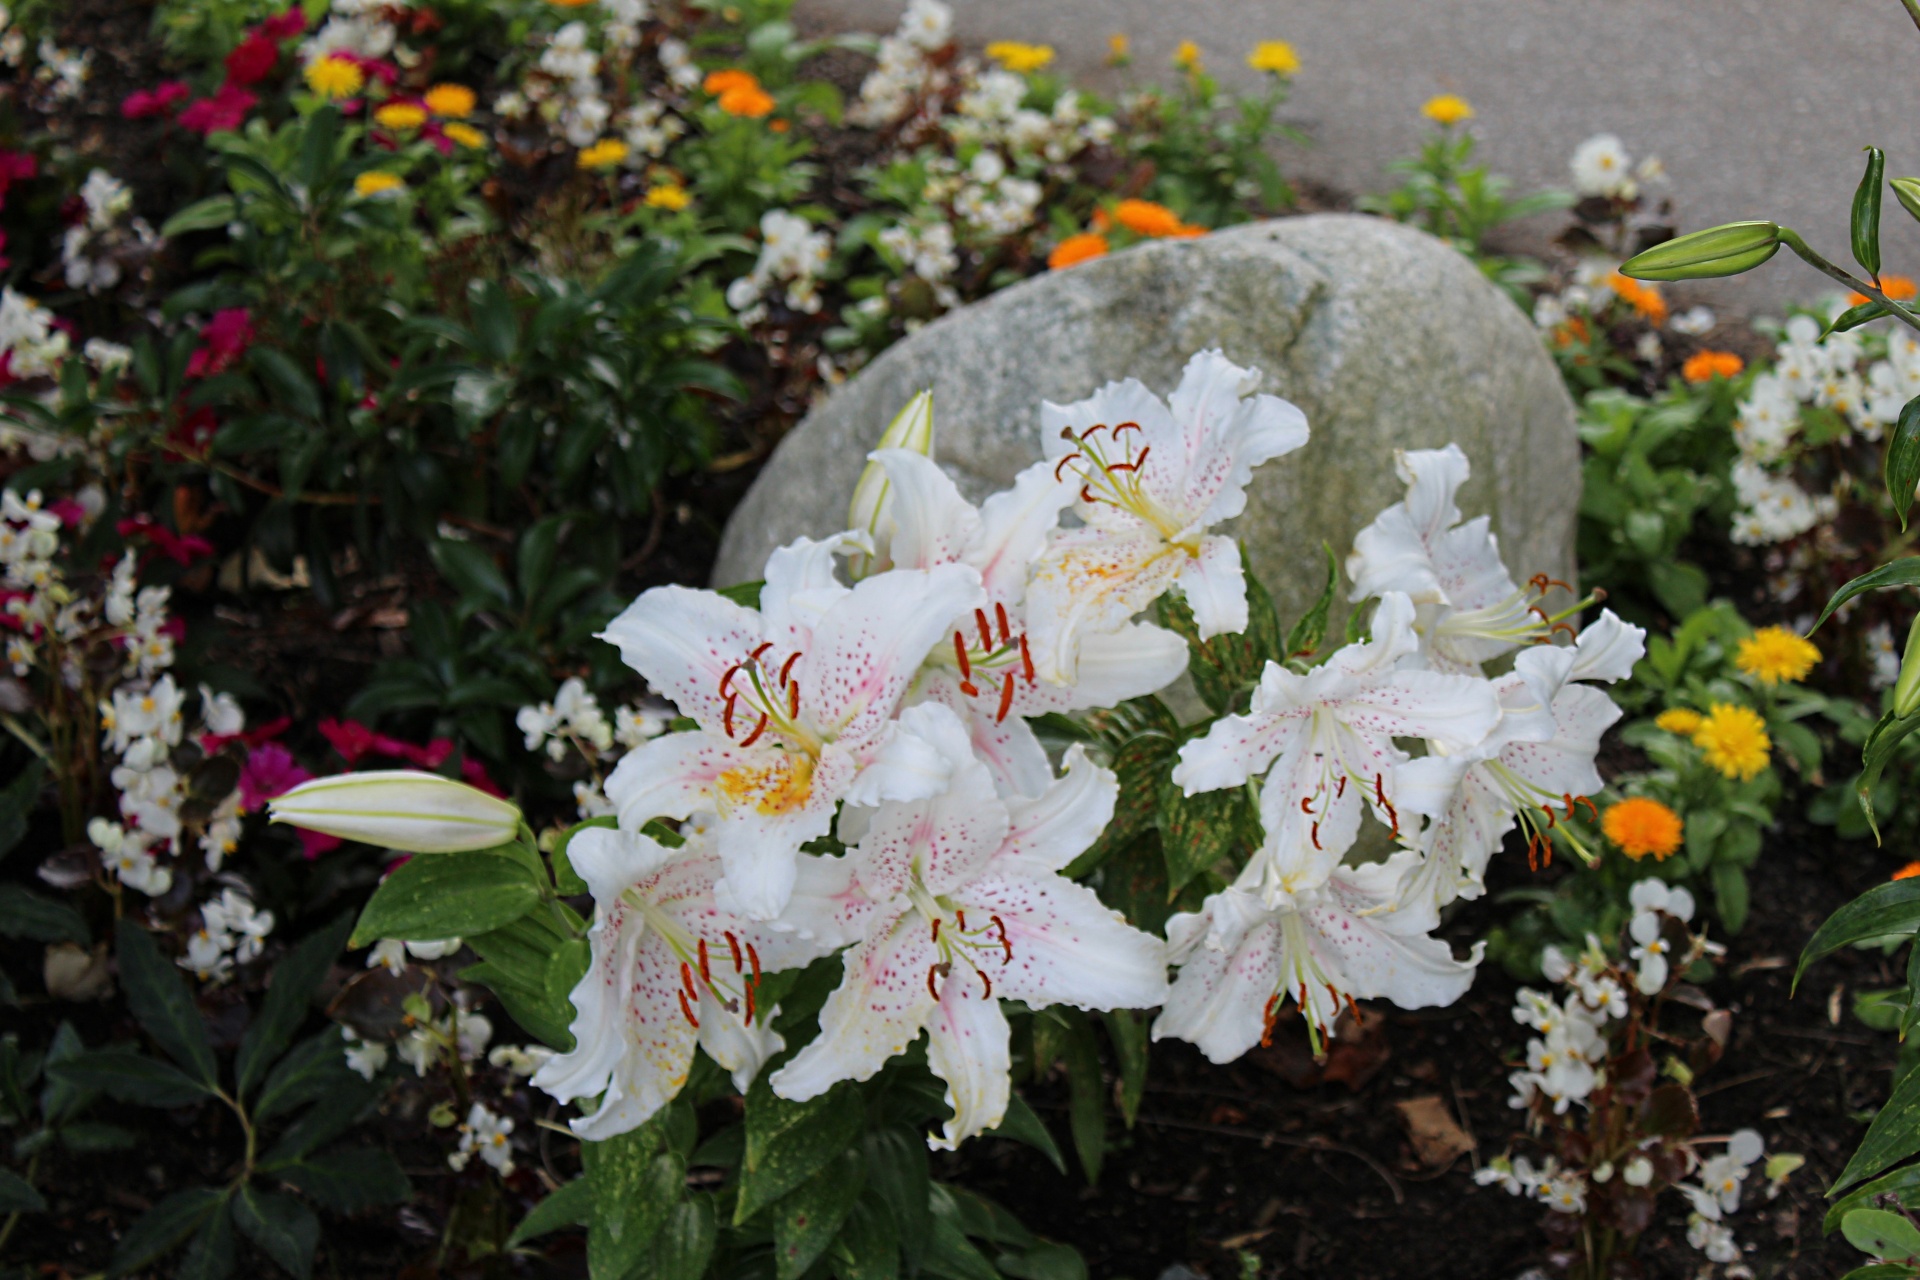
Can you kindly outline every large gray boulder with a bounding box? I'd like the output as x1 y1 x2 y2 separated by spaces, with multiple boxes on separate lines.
713 213 1579 635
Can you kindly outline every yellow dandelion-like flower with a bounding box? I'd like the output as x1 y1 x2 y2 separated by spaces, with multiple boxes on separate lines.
1692 704 1771 782
304 55 365 101
353 171 405 197
1173 40 1203 71
1734 626 1820 686
1107 33 1131 65
1655 708 1704 736
373 102 428 130
985 41 1055 74
644 183 691 210
1422 94 1474 126
577 138 629 171
442 122 486 149
1246 41 1300 75
423 84 477 118
1602 797 1683 861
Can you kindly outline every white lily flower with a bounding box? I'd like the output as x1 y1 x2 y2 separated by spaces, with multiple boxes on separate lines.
1153 850 1480 1062
600 537 985 918
868 446 1185 795
847 390 936 579
1025 350 1309 683
532 826 850 1140
1171 593 1501 894
771 704 1167 1149
269 771 522 852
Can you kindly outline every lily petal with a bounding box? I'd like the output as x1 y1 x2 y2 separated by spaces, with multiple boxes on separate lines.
925 972 1012 1150
1176 535 1249 640
801 563 986 745
771 911 937 1101
960 873 1168 1011
597 586 762 736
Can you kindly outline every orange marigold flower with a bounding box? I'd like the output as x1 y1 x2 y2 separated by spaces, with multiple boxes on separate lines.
1113 198 1185 238
704 69 760 96
718 84 776 118
1895 861 1920 881
1550 316 1591 349
1681 350 1745 383
1609 272 1668 326
1602 797 1684 861
1048 232 1109 270
423 84 476 118
1849 274 1919 307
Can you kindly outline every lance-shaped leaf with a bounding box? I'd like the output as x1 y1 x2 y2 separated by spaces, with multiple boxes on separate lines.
1811 558 1920 634
1890 396 1920 532
1855 146 1887 279
116 919 217 1086
1797 878 1920 990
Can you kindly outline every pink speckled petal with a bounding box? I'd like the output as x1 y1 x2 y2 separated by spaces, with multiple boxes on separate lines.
770 911 937 1101
925 972 1012 1150
598 585 764 734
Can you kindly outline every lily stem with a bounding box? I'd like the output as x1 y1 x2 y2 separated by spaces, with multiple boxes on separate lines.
1778 229 1920 338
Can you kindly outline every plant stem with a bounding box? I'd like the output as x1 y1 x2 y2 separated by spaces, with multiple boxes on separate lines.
0 1150 43 1254
1779 229 1920 337
1903 0 1920 35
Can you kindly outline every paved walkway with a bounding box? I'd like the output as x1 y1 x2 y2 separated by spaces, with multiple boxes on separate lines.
797 0 1920 314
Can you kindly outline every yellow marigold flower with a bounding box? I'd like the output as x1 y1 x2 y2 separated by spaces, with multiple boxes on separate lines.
577 138 629 171
1602 797 1683 861
1422 94 1474 126
442 123 486 149
304 55 365 101
353 171 405 197
424 84 476 118
1692 703 1770 781
1113 198 1185 238
373 102 428 130
1655 708 1704 736
1247 41 1300 75
1735 626 1820 686
1173 40 1202 71
1107 33 1131 65
1682 350 1744 383
1048 232 1109 270
1895 861 1920 881
644 183 691 210
985 41 1055 74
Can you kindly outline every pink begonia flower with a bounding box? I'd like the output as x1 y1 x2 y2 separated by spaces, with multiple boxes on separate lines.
318 717 455 769
1024 350 1309 684
771 704 1167 1149
533 825 851 1138
121 82 193 119
185 308 256 377
256 8 307 40
178 84 259 136
115 516 214 567
0 150 36 209
239 744 339 857
600 536 986 920
461 757 505 797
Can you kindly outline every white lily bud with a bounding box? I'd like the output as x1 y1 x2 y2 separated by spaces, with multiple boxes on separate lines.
268 770 522 852
845 389 935 577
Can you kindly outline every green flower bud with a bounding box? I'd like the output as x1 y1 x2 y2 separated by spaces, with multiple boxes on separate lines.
1619 221 1782 281
269 769 523 852
1893 178 1920 227
1895 613 1920 720
846 389 935 578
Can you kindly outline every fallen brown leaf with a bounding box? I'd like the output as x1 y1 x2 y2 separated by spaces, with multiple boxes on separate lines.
1393 1095 1475 1168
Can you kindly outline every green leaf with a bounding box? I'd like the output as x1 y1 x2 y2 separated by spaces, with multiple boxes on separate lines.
1890 396 1920 532
924 1194 1001 1280
1062 1017 1106 1186
1835 1062 1920 1193
51 1047 214 1107
1101 1010 1148 1128
774 1146 867 1280
1826 1164 1920 1232
0 883 89 944
737 1077 864 1223
116 919 217 1085
60 1122 137 1152
254 1030 358 1122
717 580 764 609
259 1080 379 1165
940 1184 1035 1248
1711 863 1750 934
1855 147 1888 278
1836 1266 1920 1280
238 912 353 1100
0 759 44 861
176 1198 237 1280
1798 882 1920 991
234 1186 319 1280
0 1165 44 1212
1066 734 1175 877
1862 710 1920 844
860 1127 930 1269
999 1243 1089 1280
250 346 322 422
1284 544 1339 658
1847 1207 1920 1262
584 1126 681 1279
108 1186 229 1277
276 1145 411 1213
830 1197 902 1280
432 537 516 611
507 1176 593 1247
159 194 239 238
985 1093 1065 1175
1829 300 1892 337
1812 558 1920 634
635 1192 717 1280
1156 775 1242 896
349 849 543 947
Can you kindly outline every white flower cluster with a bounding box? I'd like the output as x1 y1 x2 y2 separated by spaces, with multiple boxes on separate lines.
1626 877 1705 992
449 1102 515 1175
848 0 953 127
1680 1129 1766 1265
514 678 668 818
1506 949 1620 1115
726 209 833 323
62 168 157 294
179 887 274 981
1475 1152 1591 1215
948 149 1042 237
31 37 88 104
0 287 71 381
1568 133 1663 201
1727 312 1920 545
302 0 397 64
0 4 20 67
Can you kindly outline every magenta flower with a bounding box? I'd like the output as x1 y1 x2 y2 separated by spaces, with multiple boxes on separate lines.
178 84 259 137
121 81 191 119
185 308 256 378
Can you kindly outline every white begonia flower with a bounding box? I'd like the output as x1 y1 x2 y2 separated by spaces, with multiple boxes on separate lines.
488 1044 553 1078
451 1102 515 1175
1346 445 1555 674
269 770 523 853
1393 612 1642 911
1622 1155 1654 1187
342 1027 389 1081
198 685 245 737
367 939 409 975
103 673 187 754
201 888 273 963
862 444 1185 796
1171 592 1501 893
180 926 232 981
405 937 462 960
1153 849 1480 1062
771 705 1167 1149
1628 877 1694 922
1683 1129 1765 1219
1540 1170 1588 1214
533 825 849 1139
1570 133 1634 199
1628 909 1672 994
1687 1216 1741 1264
1671 306 1717 336
901 0 951 49
598 536 986 919
614 703 671 748
1025 350 1310 681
